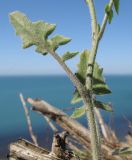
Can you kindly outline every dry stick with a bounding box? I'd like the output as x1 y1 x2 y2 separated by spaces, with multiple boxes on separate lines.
40 109 84 157
43 116 58 133
63 106 78 111
36 110 58 133
27 98 91 149
9 139 61 160
123 115 132 130
36 110 81 156
19 93 38 146
94 109 119 146
27 97 124 160
94 108 108 141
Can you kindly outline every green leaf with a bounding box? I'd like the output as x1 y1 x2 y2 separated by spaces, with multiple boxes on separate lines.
108 10 113 24
71 90 82 104
93 63 104 84
71 50 111 104
105 5 113 24
94 100 113 112
49 35 71 51
76 50 108 85
114 0 120 14
112 147 132 155
93 83 111 95
10 11 56 54
105 4 110 14
71 107 85 119
97 24 100 33
62 51 79 62
93 63 111 95
76 50 90 84
10 11 71 54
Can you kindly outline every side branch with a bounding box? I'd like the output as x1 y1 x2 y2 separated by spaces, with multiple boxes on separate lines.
98 0 114 40
50 51 89 104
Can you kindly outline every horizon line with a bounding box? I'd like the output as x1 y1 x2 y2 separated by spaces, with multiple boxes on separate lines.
0 73 132 77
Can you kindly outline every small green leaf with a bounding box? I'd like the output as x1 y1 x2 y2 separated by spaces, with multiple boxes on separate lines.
93 83 111 95
71 90 82 104
114 0 120 14
76 50 90 84
49 35 71 51
93 63 104 84
62 51 79 62
92 63 111 94
71 107 85 119
105 4 110 14
108 10 113 24
112 147 132 155
94 100 113 112
97 24 100 33
105 5 113 24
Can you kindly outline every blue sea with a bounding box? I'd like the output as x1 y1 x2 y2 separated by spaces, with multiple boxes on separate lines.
0 75 132 157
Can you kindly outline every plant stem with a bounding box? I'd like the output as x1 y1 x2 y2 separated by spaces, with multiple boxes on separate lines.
85 0 115 160
50 51 88 98
48 1 115 160
85 1 102 160
49 50 100 159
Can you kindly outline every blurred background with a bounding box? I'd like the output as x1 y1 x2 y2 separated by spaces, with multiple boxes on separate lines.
0 0 132 158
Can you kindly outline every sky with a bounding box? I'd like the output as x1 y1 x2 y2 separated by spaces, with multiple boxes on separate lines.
0 0 132 75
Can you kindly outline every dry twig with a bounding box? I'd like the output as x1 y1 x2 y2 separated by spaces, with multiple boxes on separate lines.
19 93 38 146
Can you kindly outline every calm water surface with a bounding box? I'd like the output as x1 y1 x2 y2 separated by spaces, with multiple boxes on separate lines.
0 75 132 156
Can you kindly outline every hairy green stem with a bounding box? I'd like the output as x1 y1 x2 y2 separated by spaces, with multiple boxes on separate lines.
50 47 101 160
85 0 115 160
49 1 115 160
85 1 101 160
50 51 87 97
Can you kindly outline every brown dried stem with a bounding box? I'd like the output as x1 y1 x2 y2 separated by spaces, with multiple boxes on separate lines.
19 93 38 146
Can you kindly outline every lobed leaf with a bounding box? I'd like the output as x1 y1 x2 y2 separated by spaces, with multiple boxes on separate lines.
10 11 72 54
76 50 90 83
93 63 104 84
71 50 111 104
108 10 113 24
94 100 113 112
62 51 79 62
71 106 85 119
49 35 71 51
112 147 132 155
93 83 111 95
71 90 82 104
105 4 110 14
105 5 114 24
10 11 56 54
114 0 120 14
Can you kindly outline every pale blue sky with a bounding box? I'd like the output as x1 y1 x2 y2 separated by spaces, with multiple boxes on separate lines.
0 0 132 75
